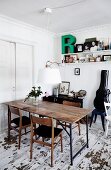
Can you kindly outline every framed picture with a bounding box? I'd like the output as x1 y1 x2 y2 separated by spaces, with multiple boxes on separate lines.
72 54 78 61
90 41 98 51
84 42 91 51
96 55 101 62
76 44 84 52
64 55 74 63
72 54 78 63
64 55 70 63
103 55 111 61
59 81 70 95
74 68 80 75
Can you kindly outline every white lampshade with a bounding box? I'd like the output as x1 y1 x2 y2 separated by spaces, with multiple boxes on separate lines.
38 68 61 84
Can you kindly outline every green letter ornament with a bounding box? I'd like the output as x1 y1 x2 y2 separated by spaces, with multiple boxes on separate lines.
61 34 76 54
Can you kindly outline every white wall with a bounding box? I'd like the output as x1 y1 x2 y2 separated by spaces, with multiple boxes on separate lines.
55 24 111 109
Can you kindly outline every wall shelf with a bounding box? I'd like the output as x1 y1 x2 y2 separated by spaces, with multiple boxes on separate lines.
62 49 111 64
62 49 111 55
60 61 111 65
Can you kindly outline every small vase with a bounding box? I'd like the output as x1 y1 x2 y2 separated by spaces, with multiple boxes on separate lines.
33 97 39 105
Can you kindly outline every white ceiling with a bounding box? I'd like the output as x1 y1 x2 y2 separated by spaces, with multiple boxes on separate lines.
0 0 111 33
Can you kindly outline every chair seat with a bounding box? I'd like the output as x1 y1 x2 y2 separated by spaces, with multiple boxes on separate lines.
105 116 111 121
34 125 62 138
11 116 31 126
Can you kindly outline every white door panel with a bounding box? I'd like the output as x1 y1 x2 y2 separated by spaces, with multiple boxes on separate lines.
0 40 15 132
0 40 33 132
0 40 15 103
16 43 33 99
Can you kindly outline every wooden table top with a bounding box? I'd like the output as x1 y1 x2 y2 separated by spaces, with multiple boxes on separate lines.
5 100 92 124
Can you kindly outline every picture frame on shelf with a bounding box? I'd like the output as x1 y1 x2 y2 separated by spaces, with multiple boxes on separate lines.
103 55 111 61
64 55 74 63
68 56 74 63
96 55 102 62
64 55 70 63
74 68 80 75
59 81 70 95
90 41 98 52
84 42 91 51
72 54 78 63
76 44 84 53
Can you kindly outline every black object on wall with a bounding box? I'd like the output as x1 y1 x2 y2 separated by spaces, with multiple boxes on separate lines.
94 70 110 111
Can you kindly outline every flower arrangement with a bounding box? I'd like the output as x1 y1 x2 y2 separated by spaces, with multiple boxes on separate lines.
24 86 43 102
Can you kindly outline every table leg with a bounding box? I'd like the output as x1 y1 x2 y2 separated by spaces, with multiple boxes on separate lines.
8 106 11 140
86 115 89 148
69 123 73 166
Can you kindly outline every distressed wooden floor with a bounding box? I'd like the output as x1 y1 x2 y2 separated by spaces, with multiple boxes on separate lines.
0 122 111 170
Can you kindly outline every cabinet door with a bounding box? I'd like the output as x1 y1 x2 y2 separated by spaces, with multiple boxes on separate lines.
15 43 33 99
0 40 15 103
0 40 15 132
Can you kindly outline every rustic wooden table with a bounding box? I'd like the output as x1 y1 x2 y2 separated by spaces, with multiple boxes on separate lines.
5 100 91 166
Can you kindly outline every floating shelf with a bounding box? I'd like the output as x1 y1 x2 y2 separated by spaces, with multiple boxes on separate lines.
61 50 111 64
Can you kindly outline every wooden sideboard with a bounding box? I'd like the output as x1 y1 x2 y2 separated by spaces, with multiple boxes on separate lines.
43 94 84 108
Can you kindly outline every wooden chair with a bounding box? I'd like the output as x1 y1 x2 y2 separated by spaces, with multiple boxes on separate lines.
30 115 63 167
104 102 111 136
8 106 31 149
56 100 81 135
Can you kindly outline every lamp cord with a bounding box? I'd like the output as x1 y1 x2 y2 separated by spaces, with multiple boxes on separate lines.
52 0 87 10
46 13 50 30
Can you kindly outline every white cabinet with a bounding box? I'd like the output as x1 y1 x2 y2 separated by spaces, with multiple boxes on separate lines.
0 39 33 132
0 40 15 103
16 43 33 99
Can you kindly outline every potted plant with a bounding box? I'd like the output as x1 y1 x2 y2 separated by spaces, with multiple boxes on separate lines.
24 86 43 102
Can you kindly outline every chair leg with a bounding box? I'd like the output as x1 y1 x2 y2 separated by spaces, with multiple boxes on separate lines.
105 120 109 137
90 111 95 127
8 108 11 141
78 121 81 135
30 136 33 159
33 124 37 139
51 143 54 167
101 115 105 131
18 129 21 149
56 120 58 127
24 128 26 134
42 137 44 146
94 114 97 123
60 133 63 153
65 122 67 129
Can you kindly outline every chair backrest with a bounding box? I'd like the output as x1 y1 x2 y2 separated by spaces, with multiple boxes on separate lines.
9 106 20 116
31 115 53 127
63 100 81 107
104 102 111 116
